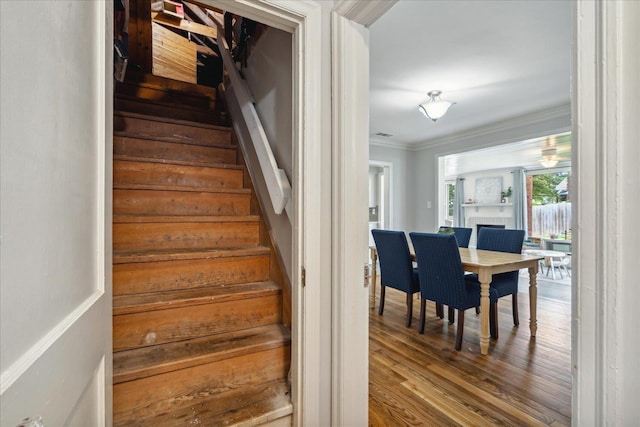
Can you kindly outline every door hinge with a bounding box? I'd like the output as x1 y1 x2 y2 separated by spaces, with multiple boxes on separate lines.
301 267 306 287
364 264 370 288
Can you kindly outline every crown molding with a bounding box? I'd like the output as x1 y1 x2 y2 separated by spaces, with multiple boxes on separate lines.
333 0 398 27
412 103 571 151
368 136 412 150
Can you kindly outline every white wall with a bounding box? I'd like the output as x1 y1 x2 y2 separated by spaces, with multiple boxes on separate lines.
244 28 293 176
242 27 294 279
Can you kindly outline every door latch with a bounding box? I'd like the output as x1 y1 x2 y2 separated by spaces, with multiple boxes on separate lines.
364 264 370 288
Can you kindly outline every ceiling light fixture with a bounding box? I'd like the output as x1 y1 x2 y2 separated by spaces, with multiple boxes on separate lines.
418 90 455 122
539 138 559 168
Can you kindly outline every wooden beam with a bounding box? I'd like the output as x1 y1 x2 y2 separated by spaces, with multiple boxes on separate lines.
136 0 153 73
183 2 219 30
191 33 219 57
196 44 217 57
183 0 224 16
151 11 217 39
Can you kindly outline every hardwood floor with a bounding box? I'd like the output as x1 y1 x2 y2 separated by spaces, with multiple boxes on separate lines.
369 279 571 426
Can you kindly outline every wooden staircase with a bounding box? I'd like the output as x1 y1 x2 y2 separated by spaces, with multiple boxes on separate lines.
112 74 292 426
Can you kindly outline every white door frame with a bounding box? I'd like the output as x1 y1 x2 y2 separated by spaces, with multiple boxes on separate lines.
571 1 639 423
369 160 394 230
331 2 397 425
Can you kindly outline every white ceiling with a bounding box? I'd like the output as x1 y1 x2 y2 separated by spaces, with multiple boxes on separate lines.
369 0 571 148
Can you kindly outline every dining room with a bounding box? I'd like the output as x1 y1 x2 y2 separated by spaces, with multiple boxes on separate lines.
367 0 573 423
368 225 571 425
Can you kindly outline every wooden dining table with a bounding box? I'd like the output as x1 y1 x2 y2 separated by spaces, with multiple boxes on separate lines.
369 245 543 355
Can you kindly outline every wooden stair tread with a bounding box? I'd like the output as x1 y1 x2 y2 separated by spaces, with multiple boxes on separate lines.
113 324 291 384
113 281 281 315
115 99 222 126
122 70 218 99
116 80 215 102
115 92 216 114
114 188 251 216
114 110 231 133
114 159 244 191
113 215 260 223
118 79 214 96
113 136 238 153
114 136 236 164
113 379 292 427
113 183 251 194
114 185 250 194
113 246 271 264
115 83 214 111
114 154 241 169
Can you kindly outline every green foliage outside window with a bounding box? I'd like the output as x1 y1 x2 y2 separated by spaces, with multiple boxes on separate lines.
447 183 455 217
532 172 568 205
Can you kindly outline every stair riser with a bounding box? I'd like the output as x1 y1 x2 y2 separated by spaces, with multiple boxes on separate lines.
114 137 237 164
113 294 282 351
114 115 231 146
122 71 218 99
115 97 218 124
113 346 290 424
114 189 250 216
132 380 292 427
116 82 214 110
115 160 243 190
113 323 289 384
113 222 260 251
113 255 270 296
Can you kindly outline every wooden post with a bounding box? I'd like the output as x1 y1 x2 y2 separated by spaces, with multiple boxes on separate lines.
134 0 152 73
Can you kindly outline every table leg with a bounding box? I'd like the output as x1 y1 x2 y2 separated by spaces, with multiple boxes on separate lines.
479 271 491 355
370 248 378 309
528 266 538 337
555 257 564 279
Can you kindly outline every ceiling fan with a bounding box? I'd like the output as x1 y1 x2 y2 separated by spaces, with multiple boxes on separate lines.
539 135 571 168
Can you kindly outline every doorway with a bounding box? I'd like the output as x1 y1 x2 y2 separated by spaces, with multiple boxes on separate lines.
368 161 392 258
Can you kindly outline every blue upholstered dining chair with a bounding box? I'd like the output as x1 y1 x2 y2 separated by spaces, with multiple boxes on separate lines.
371 229 420 327
409 232 498 351
450 227 472 248
471 228 525 339
437 226 473 248
436 226 473 319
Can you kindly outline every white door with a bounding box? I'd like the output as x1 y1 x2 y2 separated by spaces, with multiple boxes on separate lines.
1 2 112 426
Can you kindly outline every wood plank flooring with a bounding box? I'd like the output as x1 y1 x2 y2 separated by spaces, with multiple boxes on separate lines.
369 280 571 426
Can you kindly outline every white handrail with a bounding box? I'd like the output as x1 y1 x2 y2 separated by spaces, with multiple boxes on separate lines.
214 20 291 217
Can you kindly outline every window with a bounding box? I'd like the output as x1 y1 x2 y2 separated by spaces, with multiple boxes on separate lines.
445 181 455 221
527 170 571 239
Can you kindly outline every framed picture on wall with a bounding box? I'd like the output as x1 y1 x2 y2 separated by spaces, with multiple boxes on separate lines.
475 177 503 204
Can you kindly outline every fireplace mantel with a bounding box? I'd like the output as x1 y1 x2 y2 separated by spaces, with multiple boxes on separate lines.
462 203 512 212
